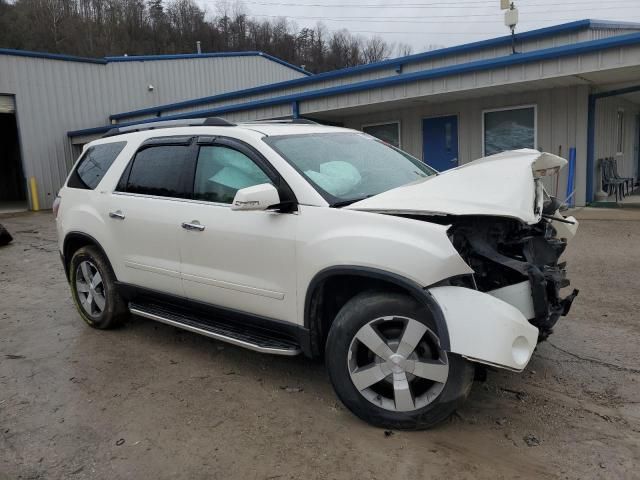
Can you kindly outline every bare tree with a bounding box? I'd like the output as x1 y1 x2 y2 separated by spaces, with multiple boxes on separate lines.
0 0 397 73
396 42 413 57
362 35 392 63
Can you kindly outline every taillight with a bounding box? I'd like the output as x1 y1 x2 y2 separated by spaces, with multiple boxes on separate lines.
52 195 61 218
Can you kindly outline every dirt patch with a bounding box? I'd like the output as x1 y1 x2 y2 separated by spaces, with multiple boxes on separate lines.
1 210 639 479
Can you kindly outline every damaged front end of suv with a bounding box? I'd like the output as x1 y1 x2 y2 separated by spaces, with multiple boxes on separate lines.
446 208 579 340
347 148 580 345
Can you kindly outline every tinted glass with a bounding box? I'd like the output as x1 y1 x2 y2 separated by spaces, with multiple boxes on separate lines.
264 132 435 205
125 145 192 198
362 123 400 148
484 107 535 156
193 146 272 204
70 142 126 189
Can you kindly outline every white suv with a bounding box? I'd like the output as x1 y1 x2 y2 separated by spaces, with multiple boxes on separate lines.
55 117 579 429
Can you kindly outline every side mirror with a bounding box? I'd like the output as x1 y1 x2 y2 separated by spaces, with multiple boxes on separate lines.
231 183 280 211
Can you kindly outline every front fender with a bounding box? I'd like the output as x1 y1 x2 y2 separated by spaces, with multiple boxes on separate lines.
429 286 539 371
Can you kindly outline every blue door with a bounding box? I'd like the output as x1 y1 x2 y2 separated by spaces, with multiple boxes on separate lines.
422 115 459 171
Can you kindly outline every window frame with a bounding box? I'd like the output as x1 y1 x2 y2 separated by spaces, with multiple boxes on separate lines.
616 108 625 156
482 104 538 157
361 120 402 148
115 136 198 200
114 135 297 209
192 140 280 206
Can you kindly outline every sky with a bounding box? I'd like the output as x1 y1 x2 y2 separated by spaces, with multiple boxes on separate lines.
196 0 640 54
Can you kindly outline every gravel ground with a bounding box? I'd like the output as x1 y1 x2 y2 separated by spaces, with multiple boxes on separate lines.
0 209 639 480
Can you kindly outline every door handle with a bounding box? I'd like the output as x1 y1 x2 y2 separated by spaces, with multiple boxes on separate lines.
109 210 125 220
181 221 205 232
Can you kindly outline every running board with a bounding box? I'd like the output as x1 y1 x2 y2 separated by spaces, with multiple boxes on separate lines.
129 302 301 356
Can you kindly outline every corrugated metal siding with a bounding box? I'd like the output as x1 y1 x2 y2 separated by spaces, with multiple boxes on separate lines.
589 28 640 41
594 96 640 180
0 54 305 208
146 42 640 129
120 27 639 123
341 86 591 205
298 45 640 116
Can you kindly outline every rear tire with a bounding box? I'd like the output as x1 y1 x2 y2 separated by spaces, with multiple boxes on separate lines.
69 246 128 329
325 291 474 430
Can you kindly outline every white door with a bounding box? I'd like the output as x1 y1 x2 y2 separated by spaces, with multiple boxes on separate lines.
108 141 196 297
178 141 298 323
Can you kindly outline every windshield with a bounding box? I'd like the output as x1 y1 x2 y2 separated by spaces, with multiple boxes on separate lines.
264 132 437 206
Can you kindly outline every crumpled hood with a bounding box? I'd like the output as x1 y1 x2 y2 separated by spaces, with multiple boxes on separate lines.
346 149 567 224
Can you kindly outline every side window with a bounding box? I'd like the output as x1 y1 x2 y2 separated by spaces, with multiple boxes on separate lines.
68 141 126 189
193 146 272 204
122 145 193 198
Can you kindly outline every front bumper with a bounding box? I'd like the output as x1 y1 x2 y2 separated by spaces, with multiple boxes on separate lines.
429 286 539 371
460 215 579 340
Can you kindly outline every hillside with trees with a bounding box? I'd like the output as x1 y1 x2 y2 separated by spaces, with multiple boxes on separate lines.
0 0 408 72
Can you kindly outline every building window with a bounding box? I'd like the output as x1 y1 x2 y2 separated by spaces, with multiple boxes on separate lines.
617 109 625 155
483 105 536 156
362 121 401 148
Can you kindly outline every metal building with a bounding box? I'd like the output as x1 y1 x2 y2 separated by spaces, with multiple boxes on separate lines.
71 19 640 207
0 50 308 210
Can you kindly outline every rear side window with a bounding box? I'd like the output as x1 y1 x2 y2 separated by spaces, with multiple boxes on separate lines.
119 145 193 198
68 142 126 189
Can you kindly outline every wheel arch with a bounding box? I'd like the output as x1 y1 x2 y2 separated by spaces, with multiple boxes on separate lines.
304 266 450 356
62 232 113 281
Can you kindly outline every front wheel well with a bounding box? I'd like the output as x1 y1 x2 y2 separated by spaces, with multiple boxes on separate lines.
304 268 450 357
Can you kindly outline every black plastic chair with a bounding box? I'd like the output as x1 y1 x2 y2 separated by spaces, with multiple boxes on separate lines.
602 158 626 201
611 157 634 195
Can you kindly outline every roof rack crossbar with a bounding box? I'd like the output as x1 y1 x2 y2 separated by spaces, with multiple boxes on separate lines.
102 117 235 138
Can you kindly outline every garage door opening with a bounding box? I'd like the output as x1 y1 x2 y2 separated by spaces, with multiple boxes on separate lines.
0 110 28 213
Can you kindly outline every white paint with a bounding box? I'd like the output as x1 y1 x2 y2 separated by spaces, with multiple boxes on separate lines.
231 183 280 211
488 281 536 320
429 286 539 371
347 149 567 224
57 125 575 375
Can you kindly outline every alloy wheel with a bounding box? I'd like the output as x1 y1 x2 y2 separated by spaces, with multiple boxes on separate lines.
75 260 106 319
347 316 449 412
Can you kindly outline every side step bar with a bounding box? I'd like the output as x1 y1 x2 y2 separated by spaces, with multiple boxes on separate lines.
129 302 301 356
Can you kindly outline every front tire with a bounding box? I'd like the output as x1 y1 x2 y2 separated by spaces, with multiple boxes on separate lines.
325 291 474 430
69 246 127 329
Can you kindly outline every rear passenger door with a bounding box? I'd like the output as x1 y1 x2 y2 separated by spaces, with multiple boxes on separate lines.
109 136 196 297
178 138 299 324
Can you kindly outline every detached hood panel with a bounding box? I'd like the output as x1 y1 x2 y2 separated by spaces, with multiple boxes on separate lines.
346 149 567 224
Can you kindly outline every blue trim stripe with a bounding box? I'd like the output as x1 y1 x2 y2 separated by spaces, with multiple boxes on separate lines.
0 48 309 75
104 51 310 75
105 51 262 62
68 31 640 138
110 19 599 121
0 48 107 64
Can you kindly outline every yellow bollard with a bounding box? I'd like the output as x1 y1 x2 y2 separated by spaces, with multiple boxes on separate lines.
29 176 40 211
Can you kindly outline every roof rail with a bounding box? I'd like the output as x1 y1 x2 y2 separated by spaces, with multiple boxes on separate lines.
101 117 235 138
239 118 319 125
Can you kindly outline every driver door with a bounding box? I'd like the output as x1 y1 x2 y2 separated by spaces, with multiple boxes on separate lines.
178 139 299 324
